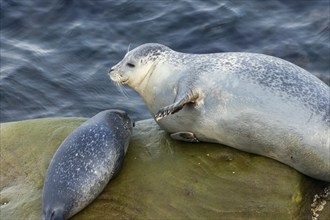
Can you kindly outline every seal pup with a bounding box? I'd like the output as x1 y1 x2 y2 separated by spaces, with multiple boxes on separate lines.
109 43 330 182
42 110 134 220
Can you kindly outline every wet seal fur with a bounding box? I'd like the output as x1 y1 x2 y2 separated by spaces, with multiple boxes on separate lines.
42 110 133 220
109 43 330 182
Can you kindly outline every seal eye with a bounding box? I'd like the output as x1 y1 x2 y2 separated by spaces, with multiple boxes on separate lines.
126 63 135 68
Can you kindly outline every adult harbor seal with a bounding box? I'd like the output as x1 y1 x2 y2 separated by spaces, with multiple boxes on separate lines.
42 110 133 220
109 43 330 182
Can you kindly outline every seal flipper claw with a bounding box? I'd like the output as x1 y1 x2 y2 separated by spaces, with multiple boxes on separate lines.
171 132 200 142
155 103 184 121
155 86 199 121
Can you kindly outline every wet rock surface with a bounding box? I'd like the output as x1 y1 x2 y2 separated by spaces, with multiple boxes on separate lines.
0 118 329 219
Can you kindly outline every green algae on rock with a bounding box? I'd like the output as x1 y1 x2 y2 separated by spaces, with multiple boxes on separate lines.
0 118 86 219
0 118 329 219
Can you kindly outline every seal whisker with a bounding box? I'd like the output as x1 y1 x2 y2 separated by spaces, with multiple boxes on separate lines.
116 82 129 98
127 43 132 53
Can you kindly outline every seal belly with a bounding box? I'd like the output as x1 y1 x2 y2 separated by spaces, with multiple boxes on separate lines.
162 75 330 181
221 115 330 181
194 89 330 181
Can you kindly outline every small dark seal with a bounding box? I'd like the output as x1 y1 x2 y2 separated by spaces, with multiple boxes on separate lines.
42 110 133 220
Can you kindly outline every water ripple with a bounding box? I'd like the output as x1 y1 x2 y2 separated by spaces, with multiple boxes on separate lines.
0 0 329 122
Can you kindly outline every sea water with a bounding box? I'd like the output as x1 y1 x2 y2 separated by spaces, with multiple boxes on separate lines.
1 0 329 122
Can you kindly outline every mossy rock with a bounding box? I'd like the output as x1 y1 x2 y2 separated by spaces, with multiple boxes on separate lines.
0 118 329 219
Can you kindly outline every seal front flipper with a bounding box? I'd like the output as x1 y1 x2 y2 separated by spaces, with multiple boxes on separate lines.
170 132 200 142
155 84 200 121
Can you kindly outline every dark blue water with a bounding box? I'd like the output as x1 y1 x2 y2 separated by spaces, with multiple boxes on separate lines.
1 0 329 122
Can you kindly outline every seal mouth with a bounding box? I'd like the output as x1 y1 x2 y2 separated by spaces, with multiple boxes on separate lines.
109 72 128 84
121 78 129 84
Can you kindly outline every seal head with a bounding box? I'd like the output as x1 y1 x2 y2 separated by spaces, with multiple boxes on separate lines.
109 43 170 89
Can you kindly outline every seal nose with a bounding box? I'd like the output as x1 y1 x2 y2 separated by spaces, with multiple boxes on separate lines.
108 67 115 74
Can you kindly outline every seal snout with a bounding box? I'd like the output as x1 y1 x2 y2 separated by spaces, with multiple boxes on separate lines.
43 207 65 220
108 66 119 81
108 65 128 84
108 66 115 74
108 66 116 78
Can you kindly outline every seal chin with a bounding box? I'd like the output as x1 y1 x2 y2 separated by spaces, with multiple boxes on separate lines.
121 78 129 84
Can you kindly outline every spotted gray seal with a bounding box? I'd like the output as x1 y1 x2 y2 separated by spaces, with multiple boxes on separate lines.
42 110 133 220
109 43 330 182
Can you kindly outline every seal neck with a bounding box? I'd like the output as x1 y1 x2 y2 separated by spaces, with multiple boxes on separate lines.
135 61 158 94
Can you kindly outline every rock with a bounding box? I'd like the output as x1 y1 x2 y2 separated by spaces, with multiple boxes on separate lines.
0 118 329 219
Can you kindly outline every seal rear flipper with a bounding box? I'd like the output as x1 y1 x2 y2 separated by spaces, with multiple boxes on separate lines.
155 87 199 121
170 132 200 142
